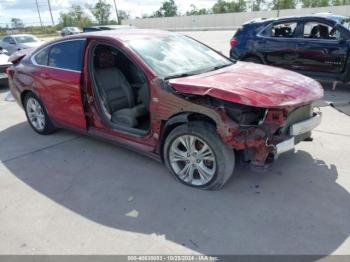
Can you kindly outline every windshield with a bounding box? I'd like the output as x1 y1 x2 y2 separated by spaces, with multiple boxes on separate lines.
331 15 350 30
69 27 80 32
14 35 40 44
128 35 233 79
340 18 350 30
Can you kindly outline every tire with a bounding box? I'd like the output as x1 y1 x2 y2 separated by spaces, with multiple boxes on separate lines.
243 56 263 64
163 121 235 190
23 92 56 135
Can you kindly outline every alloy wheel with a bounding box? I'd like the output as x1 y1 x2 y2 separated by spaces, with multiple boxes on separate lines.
169 135 216 186
26 97 45 131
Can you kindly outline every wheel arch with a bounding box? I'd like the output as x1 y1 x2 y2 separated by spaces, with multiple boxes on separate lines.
159 112 217 162
20 90 34 107
240 52 266 64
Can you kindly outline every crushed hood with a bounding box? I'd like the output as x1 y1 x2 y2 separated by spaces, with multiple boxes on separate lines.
169 62 324 108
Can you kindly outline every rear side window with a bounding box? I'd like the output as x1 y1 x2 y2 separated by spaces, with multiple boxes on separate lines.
48 40 85 71
262 21 297 38
272 22 297 37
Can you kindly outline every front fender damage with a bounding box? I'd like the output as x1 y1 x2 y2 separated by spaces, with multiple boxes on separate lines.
157 80 311 167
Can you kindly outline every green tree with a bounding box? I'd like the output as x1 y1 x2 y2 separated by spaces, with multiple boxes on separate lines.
270 0 298 10
252 0 266 11
332 0 342 5
58 5 92 29
118 10 130 21
90 0 112 25
153 0 178 17
301 0 330 7
11 18 24 28
186 4 210 15
212 0 247 13
332 0 350 4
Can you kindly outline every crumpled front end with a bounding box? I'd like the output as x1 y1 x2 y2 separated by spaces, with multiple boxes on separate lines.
217 102 322 167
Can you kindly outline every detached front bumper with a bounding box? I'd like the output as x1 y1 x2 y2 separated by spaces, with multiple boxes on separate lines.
274 112 322 158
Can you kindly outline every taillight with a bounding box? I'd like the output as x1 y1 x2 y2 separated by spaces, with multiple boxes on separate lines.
230 38 238 47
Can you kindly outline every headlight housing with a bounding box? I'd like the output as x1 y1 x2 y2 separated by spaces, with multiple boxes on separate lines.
213 99 267 126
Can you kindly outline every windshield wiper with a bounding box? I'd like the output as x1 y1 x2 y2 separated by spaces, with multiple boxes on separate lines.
200 63 233 74
164 73 194 80
164 63 233 80
214 63 232 70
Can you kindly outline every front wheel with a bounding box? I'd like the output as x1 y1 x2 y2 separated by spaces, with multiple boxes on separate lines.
163 122 235 190
24 93 56 135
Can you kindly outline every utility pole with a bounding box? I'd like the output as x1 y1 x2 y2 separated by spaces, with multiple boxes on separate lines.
47 0 55 25
113 0 120 24
35 0 43 27
276 0 280 17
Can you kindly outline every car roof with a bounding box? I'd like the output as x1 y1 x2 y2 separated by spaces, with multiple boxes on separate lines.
244 13 349 25
84 25 134 29
65 29 177 42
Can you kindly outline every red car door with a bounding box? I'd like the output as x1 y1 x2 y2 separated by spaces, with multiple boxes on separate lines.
32 39 87 130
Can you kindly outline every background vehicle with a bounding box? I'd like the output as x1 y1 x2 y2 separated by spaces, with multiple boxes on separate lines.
61 27 82 37
0 34 43 55
7 30 323 190
0 47 11 87
83 25 135 32
230 14 350 83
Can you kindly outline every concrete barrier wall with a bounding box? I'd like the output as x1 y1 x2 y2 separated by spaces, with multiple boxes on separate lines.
122 5 350 31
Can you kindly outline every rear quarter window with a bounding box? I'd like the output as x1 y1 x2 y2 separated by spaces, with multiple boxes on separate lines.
34 48 49 66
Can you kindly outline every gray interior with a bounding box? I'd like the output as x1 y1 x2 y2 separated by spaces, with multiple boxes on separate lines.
93 45 150 130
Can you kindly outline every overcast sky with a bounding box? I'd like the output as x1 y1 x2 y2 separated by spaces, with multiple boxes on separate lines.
0 0 218 26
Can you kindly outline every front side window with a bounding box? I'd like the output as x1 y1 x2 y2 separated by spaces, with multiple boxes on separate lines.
303 22 341 40
47 40 85 71
128 35 232 79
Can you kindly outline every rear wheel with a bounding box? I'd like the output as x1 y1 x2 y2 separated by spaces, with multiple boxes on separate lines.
24 93 56 135
242 56 263 64
163 122 235 190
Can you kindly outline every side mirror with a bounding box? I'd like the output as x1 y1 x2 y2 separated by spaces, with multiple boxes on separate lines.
9 40 16 45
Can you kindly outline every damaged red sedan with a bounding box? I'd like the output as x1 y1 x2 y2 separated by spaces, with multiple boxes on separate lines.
8 30 323 190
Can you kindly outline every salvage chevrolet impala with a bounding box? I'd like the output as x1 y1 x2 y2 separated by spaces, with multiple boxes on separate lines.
7 30 323 190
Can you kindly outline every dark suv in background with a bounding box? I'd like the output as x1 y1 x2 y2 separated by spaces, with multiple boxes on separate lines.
230 14 350 83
